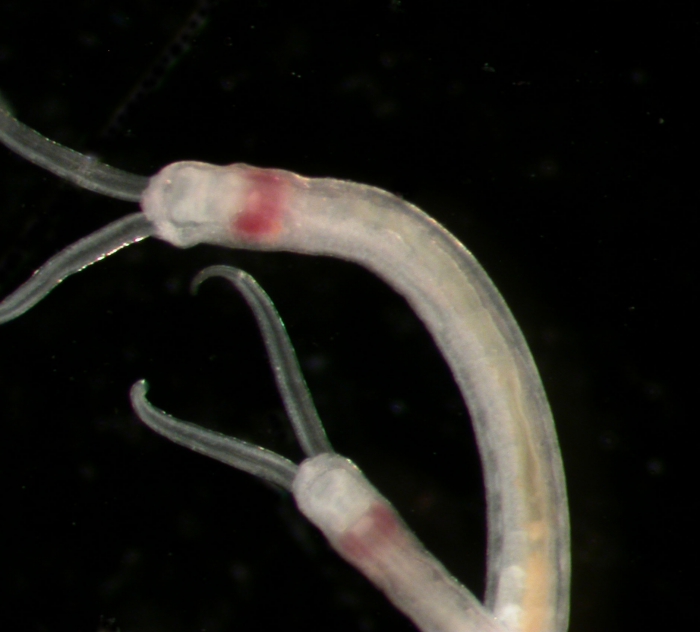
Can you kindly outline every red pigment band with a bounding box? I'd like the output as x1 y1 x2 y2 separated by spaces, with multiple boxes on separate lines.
339 503 400 561
232 169 287 240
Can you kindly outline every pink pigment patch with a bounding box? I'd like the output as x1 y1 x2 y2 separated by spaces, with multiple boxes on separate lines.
339 503 400 562
232 169 288 241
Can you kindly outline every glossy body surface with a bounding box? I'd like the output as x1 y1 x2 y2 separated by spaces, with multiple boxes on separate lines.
1 100 569 631
142 159 570 631
2 4 692 632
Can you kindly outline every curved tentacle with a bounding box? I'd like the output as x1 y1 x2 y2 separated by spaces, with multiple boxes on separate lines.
192 265 333 458
0 107 149 202
130 264 334 490
130 380 298 490
0 213 153 324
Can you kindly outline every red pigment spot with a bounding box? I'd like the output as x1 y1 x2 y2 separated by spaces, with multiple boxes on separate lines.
232 169 287 241
339 503 399 561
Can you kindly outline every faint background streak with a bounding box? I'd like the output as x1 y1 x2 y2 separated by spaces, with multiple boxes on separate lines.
0 2 695 631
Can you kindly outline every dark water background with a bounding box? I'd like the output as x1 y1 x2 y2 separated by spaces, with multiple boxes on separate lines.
1 2 694 631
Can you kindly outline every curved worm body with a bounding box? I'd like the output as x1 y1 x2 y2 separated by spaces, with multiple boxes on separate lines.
0 107 569 632
143 160 570 632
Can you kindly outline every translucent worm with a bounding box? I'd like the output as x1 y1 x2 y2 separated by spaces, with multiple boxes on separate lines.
0 105 570 632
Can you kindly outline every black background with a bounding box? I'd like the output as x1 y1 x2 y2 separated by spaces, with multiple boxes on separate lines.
0 2 695 631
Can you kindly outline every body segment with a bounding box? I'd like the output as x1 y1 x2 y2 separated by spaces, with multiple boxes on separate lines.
0 106 570 632
143 161 570 632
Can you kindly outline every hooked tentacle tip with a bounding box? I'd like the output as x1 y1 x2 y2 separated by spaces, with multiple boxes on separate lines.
190 264 245 296
129 378 150 401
